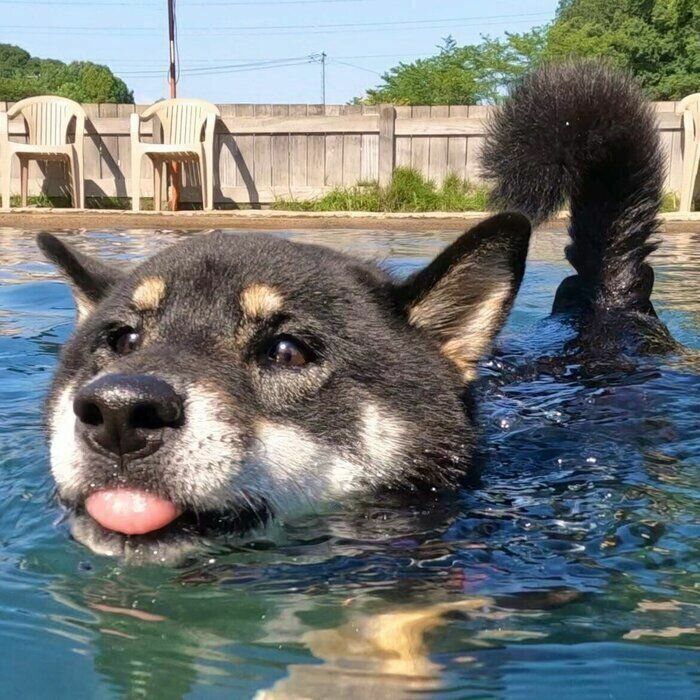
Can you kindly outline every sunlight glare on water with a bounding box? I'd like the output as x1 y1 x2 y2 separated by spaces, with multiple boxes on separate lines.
0 226 698 698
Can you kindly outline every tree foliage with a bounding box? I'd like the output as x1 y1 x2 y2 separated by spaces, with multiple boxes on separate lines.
0 44 133 103
544 0 700 99
359 33 546 105
356 0 698 104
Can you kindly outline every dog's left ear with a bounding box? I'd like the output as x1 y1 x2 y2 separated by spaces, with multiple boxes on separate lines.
37 233 123 322
394 212 531 380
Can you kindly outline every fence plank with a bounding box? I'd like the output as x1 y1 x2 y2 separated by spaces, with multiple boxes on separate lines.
378 104 395 186
98 103 123 197
395 136 412 169
307 104 325 189
271 104 290 189
428 106 449 183
217 104 238 195
409 106 431 179
254 105 273 189
396 117 486 136
361 133 379 182
465 105 490 183
325 134 344 186
307 133 325 188
288 104 308 188
233 104 255 199
447 106 469 179
342 134 362 185
447 137 467 180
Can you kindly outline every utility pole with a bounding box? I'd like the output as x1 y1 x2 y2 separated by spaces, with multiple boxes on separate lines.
167 0 179 211
310 52 327 108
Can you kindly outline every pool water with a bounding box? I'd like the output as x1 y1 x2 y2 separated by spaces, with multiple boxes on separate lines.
1 226 698 699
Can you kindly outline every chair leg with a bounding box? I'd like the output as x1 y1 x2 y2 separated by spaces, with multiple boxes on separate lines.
198 156 207 210
692 149 700 212
73 150 85 209
153 159 162 212
205 148 215 211
679 145 699 213
68 155 81 209
132 152 142 212
20 157 29 207
0 151 12 210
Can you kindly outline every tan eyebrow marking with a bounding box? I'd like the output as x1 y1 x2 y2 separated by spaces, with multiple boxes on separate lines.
240 283 283 319
132 276 167 312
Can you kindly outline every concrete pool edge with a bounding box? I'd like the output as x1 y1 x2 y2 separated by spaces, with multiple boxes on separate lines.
1 208 699 232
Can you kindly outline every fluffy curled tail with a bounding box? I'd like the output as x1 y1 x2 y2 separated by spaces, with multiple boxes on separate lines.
482 60 664 313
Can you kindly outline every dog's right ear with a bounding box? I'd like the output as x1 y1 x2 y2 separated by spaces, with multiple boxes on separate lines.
37 233 122 322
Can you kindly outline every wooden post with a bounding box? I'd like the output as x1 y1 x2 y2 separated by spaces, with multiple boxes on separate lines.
167 0 179 211
378 103 396 188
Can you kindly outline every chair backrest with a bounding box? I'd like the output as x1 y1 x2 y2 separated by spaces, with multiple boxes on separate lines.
142 98 220 145
8 96 86 146
678 93 700 139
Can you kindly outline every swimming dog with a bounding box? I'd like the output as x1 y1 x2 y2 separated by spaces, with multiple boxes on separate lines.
39 61 671 563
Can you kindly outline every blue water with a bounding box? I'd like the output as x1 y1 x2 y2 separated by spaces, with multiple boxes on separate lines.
1 226 698 699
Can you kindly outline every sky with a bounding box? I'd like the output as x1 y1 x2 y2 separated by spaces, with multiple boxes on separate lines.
1 0 559 104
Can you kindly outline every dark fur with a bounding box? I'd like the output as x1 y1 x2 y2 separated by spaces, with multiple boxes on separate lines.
38 213 530 561
482 60 664 315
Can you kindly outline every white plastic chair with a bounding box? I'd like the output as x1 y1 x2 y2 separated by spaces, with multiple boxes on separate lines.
0 96 86 210
677 93 700 213
130 98 220 211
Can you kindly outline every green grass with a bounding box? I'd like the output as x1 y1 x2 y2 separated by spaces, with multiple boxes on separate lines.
272 168 491 213
7 195 259 211
9 174 681 214
660 191 680 213
9 194 135 209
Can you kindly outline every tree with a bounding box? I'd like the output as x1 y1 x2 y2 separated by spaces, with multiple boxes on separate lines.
0 44 133 103
355 0 698 104
358 32 547 105
543 0 699 99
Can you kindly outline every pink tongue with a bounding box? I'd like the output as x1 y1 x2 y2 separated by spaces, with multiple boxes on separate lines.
86 489 182 535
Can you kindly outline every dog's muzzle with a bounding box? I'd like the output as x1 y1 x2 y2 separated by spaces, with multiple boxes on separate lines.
71 373 186 535
73 373 183 458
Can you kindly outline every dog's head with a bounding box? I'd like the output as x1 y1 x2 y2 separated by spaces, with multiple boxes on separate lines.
39 213 530 563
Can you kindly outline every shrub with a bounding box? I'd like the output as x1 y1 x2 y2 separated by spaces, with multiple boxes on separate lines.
273 168 491 213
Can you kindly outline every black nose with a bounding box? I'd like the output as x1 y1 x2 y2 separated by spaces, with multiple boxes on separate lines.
73 373 183 457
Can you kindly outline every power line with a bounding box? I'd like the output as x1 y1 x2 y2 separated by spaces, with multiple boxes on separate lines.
72 52 433 66
183 0 367 4
112 47 492 80
0 0 152 4
120 59 316 79
187 12 553 32
1 18 550 37
0 12 553 35
116 56 311 76
310 52 327 105
109 53 397 80
0 0 367 4
331 59 382 76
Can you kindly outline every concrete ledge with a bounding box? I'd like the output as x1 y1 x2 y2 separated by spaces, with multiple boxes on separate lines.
1 208 698 233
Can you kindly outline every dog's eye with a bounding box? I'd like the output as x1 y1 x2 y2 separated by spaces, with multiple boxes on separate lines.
267 336 312 369
108 326 141 355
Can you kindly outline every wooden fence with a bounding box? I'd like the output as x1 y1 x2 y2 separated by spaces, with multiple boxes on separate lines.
0 101 685 206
